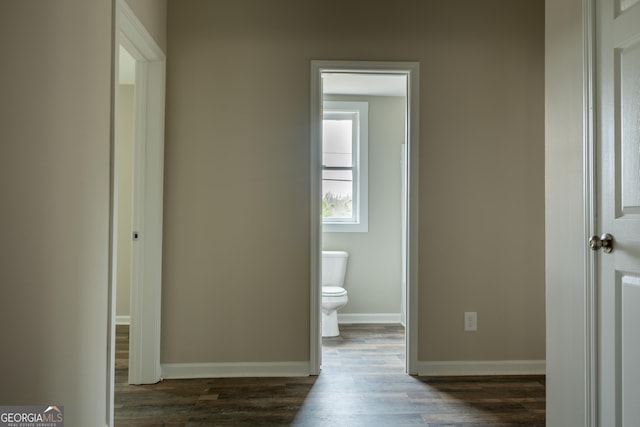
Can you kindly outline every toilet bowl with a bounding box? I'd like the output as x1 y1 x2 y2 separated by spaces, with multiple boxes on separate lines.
321 251 349 337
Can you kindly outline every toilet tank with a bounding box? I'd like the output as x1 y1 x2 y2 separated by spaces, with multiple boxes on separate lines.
321 251 349 287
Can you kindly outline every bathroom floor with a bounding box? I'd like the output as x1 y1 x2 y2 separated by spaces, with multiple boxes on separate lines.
114 324 545 426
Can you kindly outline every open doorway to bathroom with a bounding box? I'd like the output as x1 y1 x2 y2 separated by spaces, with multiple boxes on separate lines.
310 61 420 375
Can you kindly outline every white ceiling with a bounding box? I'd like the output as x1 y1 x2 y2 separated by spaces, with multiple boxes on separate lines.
119 45 136 85
322 73 407 97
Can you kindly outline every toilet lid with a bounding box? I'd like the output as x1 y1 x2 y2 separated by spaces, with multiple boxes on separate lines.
322 286 347 297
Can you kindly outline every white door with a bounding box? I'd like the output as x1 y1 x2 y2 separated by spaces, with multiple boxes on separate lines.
596 0 640 425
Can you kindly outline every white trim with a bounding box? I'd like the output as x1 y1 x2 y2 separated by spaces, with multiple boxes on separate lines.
310 66 322 375
115 315 131 325
161 362 311 379
112 0 166 390
418 360 546 376
338 313 402 324
310 60 420 376
106 4 117 426
117 0 163 60
583 0 598 425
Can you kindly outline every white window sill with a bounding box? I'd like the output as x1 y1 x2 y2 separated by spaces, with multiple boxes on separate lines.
323 222 368 233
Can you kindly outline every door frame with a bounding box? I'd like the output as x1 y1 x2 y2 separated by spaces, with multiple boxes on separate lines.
119 0 166 385
583 0 598 424
108 0 166 421
309 60 420 375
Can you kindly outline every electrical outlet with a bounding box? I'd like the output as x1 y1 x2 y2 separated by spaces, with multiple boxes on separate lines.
464 312 477 331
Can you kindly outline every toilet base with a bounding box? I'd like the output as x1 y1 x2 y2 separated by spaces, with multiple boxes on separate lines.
322 310 340 337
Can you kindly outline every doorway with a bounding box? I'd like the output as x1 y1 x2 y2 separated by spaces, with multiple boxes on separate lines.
310 61 420 375
107 1 166 425
115 45 135 329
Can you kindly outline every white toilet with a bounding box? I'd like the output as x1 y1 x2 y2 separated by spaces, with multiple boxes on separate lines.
321 250 349 337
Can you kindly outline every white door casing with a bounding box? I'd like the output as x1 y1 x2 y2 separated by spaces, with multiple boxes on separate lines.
118 0 166 386
108 2 165 417
596 0 640 425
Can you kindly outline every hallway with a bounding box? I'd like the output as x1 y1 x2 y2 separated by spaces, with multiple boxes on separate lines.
115 324 545 426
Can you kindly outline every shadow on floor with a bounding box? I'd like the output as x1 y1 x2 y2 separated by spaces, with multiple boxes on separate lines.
115 324 545 426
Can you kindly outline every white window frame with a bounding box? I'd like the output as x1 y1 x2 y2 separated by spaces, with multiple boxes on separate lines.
322 101 368 232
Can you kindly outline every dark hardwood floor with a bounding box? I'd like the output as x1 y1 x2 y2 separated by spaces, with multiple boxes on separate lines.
115 324 545 426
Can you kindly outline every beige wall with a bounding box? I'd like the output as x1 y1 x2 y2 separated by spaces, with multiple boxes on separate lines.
164 0 545 364
323 95 404 315
117 84 135 318
545 0 588 424
0 1 112 425
125 0 167 52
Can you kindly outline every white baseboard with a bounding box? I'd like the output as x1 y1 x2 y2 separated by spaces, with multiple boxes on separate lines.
417 360 546 376
161 361 310 379
115 315 130 325
338 313 402 324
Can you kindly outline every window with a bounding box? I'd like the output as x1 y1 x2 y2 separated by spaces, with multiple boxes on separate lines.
322 101 368 232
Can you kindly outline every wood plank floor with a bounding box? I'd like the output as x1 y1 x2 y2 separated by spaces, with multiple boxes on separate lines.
115 324 545 426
